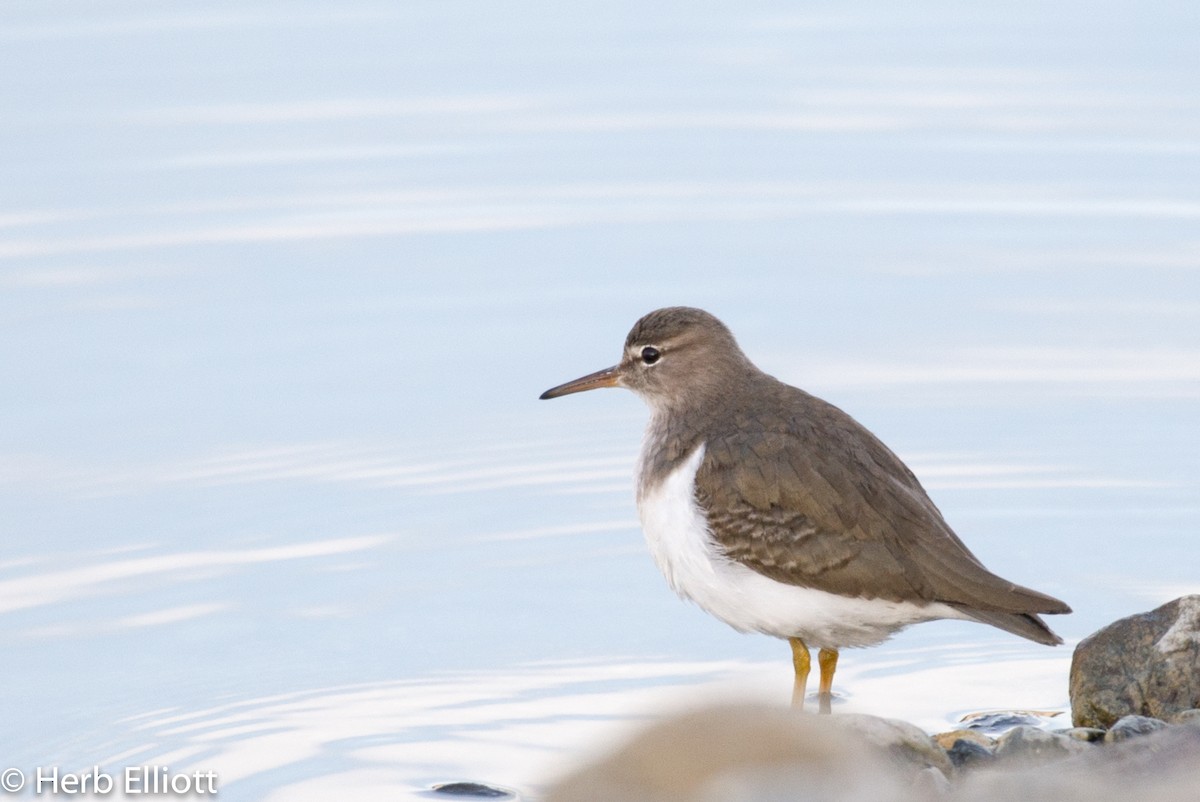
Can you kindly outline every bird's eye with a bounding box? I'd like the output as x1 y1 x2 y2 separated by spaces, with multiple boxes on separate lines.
641 346 661 365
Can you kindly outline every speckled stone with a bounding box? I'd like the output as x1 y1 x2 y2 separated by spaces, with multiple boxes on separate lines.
1070 595 1200 728
1105 715 1168 743
994 725 1091 764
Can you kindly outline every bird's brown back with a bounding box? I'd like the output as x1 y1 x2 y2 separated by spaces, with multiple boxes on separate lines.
685 373 1069 619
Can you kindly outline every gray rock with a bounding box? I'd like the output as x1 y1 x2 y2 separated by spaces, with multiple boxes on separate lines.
1081 714 1200 775
946 737 996 769
430 782 517 799
1070 595 1200 728
833 712 954 775
960 721 1200 802
545 702 1200 802
1105 714 1168 743
994 725 1090 764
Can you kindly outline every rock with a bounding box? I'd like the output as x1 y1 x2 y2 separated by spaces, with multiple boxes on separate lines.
833 713 953 775
932 729 996 770
957 709 1061 735
545 702 1200 802
912 766 950 795
960 720 1200 802
543 703 923 802
946 737 996 769
1104 714 1168 743
1169 708 1200 725
993 725 1090 764
932 729 993 750
430 782 517 798
1079 715 1200 776
1070 595 1200 728
1061 727 1105 742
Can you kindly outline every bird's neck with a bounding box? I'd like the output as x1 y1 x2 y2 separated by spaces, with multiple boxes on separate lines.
636 397 723 501
634 366 778 499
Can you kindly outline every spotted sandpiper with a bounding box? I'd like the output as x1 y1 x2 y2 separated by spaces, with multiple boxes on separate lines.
540 307 1070 713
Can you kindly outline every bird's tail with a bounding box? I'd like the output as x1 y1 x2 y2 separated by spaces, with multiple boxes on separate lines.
951 606 1064 646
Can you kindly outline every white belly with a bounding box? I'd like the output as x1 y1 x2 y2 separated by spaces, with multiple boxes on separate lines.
636 442 964 649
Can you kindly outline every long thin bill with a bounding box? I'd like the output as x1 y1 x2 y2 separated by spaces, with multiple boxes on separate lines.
539 365 621 399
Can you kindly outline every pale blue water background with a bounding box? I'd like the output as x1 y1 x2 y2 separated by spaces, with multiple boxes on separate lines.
2 1 1198 798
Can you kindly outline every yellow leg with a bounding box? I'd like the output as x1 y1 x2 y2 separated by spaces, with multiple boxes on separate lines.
817 647 839 715
789 637 810 710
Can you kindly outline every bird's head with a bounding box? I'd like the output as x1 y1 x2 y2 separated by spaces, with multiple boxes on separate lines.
539 306 753 411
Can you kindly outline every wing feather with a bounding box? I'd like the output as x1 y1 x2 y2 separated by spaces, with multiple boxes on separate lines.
695 383 1070 619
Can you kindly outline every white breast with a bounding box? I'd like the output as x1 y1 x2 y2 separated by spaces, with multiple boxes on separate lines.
636 441 964 649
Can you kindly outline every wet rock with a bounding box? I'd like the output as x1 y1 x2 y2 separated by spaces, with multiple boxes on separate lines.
993 725 1090 764
1070 595 1200 728
1104 714 1168 743
946 737 996 769
932 729 995 770
429 781 517 799
932 729 993 750
958 709 1061 735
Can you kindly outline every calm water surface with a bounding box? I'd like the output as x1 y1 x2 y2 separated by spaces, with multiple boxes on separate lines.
2 1 1198 798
